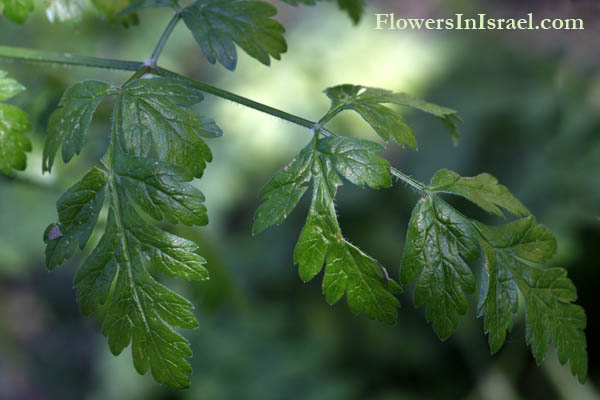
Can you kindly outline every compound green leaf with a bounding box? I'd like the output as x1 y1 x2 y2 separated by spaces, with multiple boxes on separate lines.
181 0 287 71
324 84 461 148
43 80 112 172
47 151 209 389
293 141 400 324
44 167 108 270
254 135 391 235
475 217 587 382
45 75 220 388
400 195 480 339
74 200 205 389
429 169 529 217
1 0 34 23
114 76 220 178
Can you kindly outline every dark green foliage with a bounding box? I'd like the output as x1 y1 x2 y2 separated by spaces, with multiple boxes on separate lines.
254 135 401 324
400 195 479 339
323 84 461 148
44 76 217 389
182 0 287 70
429 169 529 217
399 174 587 380
476 218 587 382
0 0 588 389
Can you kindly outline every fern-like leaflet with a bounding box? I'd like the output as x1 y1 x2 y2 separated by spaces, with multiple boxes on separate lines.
0 0 588 389
43 75 220 389
254 83 588 383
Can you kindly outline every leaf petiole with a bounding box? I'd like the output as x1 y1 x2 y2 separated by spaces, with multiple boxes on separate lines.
149 11 182 67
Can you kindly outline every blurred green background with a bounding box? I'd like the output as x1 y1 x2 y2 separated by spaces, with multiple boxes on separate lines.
1 0 599 399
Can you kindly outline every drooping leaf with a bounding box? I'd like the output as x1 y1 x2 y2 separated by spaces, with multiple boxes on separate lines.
293 168 337 283
74 199 206 389
44 167 108 270
400 195 480 339
476 239 518 354
291 136 399 324
323 84 461 148
45 74 221 388
114 76 220 178
254 135 391 234
43 80 112 172
475 217 587 382
1 0 34 23
253 133 398 322
253 142 314 235
48 152 209 389
0 71 31 175
181 0 287 71
429 169 529 217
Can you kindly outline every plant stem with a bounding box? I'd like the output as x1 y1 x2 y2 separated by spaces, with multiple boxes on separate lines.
150 12 181 67
390 168 426 192
0 45 428 193
316 103 345 126
0 45 332 133
123 66 151 86
153 66 323 131
0 45 142 71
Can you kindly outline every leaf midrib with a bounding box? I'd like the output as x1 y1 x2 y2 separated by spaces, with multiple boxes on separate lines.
108 176 179 384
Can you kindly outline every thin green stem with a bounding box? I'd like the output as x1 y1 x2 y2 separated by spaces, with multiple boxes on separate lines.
150 12 181 67
0 45 333 134
0 45 428 193
152 66 325 131
123 66 151 86
317 102 345 126
0 45 142 71
390 167 426 192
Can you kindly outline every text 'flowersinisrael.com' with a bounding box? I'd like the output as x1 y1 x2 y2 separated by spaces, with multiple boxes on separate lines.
375 13 584 31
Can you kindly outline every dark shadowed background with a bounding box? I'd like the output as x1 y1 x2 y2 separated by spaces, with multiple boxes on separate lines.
1 0 599 399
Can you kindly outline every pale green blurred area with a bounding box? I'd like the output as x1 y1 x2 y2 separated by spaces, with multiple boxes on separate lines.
1 1 600 399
